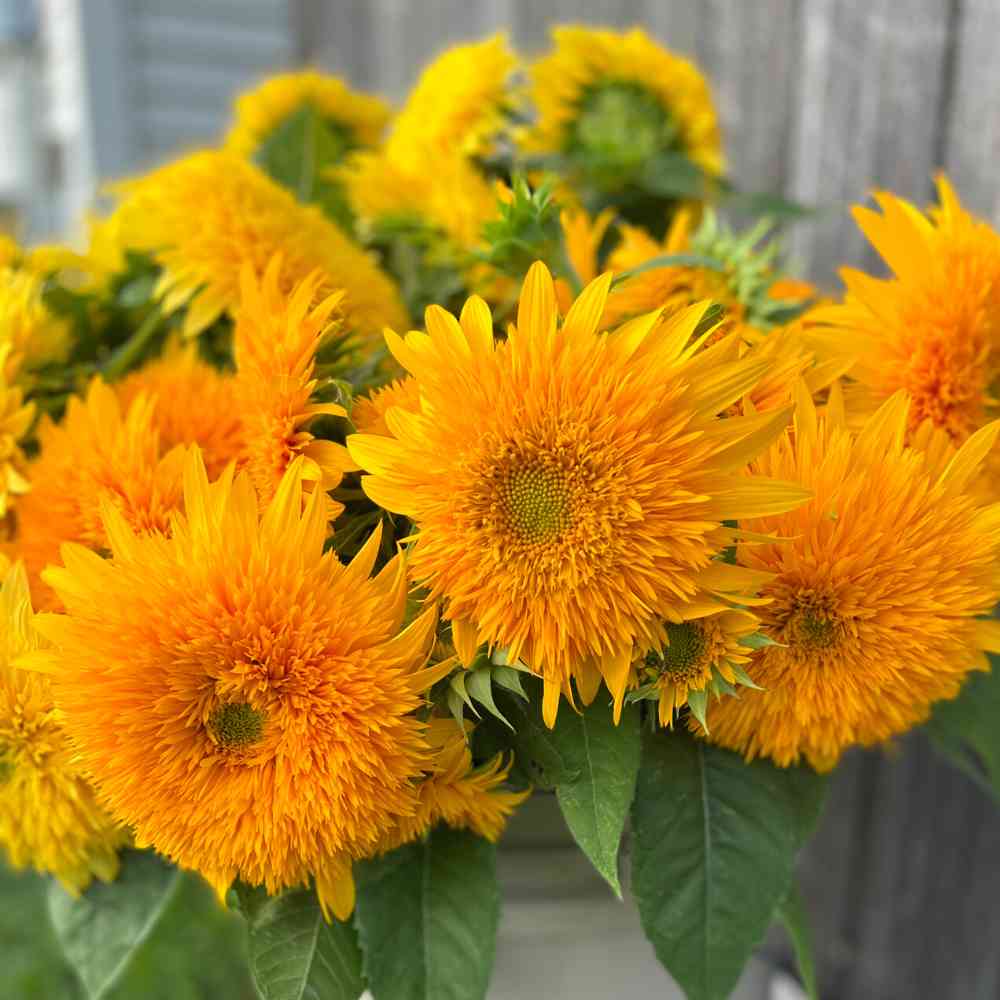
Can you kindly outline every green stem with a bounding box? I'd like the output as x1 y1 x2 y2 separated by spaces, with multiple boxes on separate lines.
102 307 162 380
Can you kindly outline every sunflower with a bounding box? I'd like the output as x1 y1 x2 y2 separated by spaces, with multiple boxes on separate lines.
31 452 451 919
0 562 126 894
0 352 34 519
629 610 760 728
349 262 811 725
378 719 529 851
386 35 516 161
114 152 408 338
8 378 185 608
523 25 723 198
809 176 1000 445
225 70 390 158
352 377 422 436
699 382 1000 770
233 258 355 514
117 340 243 480
0 265 73 378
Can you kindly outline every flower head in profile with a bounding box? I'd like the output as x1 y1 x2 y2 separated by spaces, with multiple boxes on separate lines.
0 563 126 893
225 70 390 158
699 382 1000 770
114 152 408 338
353 377 422 437
31 452 451 919
117 340 244 480
629 609 759 728
349 262 810 725
0 351 34 519
386 35 516 162
8 378 185 608
233 257 355 513
378 719 529 851
524 26 722 204
0 265 73 378
810 176 1000 445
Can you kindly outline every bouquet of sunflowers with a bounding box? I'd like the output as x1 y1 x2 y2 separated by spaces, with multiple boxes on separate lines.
2 25 999 1000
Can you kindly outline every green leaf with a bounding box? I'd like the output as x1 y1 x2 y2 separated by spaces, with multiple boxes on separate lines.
355 826 499 1000
254 103 355 228
467 667 514 730
631 729 827 1000
553 696 641 897
776 882 819 1000
244 887 364 1000
925 656 1000 800
490 664 528 700
47 849 182 1000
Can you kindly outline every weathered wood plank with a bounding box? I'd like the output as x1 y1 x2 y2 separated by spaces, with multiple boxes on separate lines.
941 0 1000 225
786 0 953 283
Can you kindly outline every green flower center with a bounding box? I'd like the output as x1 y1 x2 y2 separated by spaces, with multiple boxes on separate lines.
789 608 839 651
208 703 265 750
643 621 709 684
568 82 679 187
501 464 572 541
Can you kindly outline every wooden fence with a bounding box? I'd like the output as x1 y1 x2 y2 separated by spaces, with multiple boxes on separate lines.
296 3 1000 998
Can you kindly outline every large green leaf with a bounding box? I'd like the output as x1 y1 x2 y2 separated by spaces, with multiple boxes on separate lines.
776 882 818 1000
631 729 827 1000
254 103 355 228
553 696 640 897
243 887 364 1000
47 849 182 1000
925 657 1000 801
355 827 499 1000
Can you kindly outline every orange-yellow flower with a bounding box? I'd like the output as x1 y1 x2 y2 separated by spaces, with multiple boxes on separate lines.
233 258 355 514
352 377 421 437
349 262 810 725
117 340 244 480
700 382 1000 770
30 452 452 919
810 176 1000 444
0 562 126 893
8 379 185 609
114 151 408 339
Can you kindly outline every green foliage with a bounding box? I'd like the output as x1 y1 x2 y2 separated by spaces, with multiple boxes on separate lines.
355 827 499 1000
48 849 182 999
479 174 575 285
925 654 1000 801
239 886 364 1000
254 102 358 231
0 852 251 1000
446 659 530 730
776 882 819 1000
552 692 640 897
630 728 827 1000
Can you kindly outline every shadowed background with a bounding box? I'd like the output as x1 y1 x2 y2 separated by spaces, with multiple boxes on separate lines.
3 2 999 997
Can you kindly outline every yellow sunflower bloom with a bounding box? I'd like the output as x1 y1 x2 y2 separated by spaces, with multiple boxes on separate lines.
233 258 356 514
0 266 73 378
378 719 529 851
352 377 421 437
524 25 723 187
114 152 408 339
348 262 811 726
0 351 34 520
30 452 451 920
700 382 1000 770
387 35 516 162
631 609 759 728
0 562 126 894
225 69 390 157
8 378 185 609
809 175 1000 444
117 340 244 480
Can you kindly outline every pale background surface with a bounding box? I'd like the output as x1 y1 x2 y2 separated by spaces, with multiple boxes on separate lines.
3 2 1000 997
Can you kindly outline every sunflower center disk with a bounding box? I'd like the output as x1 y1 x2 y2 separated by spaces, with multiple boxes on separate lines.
788 605 841 652
501 464 573 542
208 702 265 750
643 621 709 685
